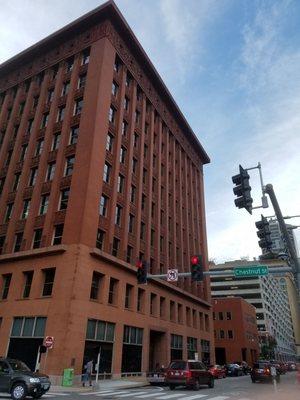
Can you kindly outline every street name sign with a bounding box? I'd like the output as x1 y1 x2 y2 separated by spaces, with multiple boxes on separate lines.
234 265 269 277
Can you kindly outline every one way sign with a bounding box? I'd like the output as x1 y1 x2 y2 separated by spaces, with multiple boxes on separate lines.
167 269 178 282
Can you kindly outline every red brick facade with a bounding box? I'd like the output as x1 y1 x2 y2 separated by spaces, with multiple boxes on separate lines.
0 1 212 381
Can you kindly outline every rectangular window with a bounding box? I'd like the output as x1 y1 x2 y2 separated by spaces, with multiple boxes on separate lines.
130 185 136 203
106 133 114 152
137 288 144 312
27 119 34 135
52 132 61 150
78 74 86 89
119 146 126 163
135 110 140 124
150 293 157 316
140 222 145 240
33 96 39 109
5 203 13 222
19 101 25 115
39 194 49 215
128 214 134 233
112 237 120 257
226 312 232 320
14 232 23 252
5 150 12 166
29 167 38 186
0 236 5 255
33 229 43 249
126 245 133 263
53 224 64 245
99 195 108 217
132 158 137 174
134 133 138 148
108 106 116 124
12 173 21 192
46 163 55 181
61 81 70 96
40 113 49 128
122 120 128 136
23 271 33 298
66 57 74 72
65 156 75 176
74 98 83 115
103 162 111 183
82 49 90 65
90 272 103 300
141 194 146 210
218 312 223 321
117 174 125 193
35 139 44 156
96 229 105 250
42 268 56 296
228 330 234 339
220 329 225 339
124 96 129 111
57 106 65 122
125 284 133 309
1 273 12 300
115 205 122 226
59 188 70 210
112 81 118 96
108 278 118 304
21 199 30 219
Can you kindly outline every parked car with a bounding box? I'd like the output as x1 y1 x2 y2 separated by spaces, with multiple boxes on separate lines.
287 362 297 371
225 363 244 376
209 365 226 379
146 368 166 385
0 358 51 400
250 361 280 383
165 360 214 390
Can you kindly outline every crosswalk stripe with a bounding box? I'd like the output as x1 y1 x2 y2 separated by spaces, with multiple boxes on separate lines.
136 393 167 399
96 391 131 397
177 395 208 400
117 392 149 398
79 391 113 396
47 393 70 396
206 397 229 400
155 394 186 399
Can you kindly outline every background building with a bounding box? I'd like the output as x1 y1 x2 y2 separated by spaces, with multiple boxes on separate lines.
213 297 259 366
210 260 296 361
0 1 212 382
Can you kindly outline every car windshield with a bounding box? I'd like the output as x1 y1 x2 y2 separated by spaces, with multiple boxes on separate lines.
8 360 30 372
169 361 186 370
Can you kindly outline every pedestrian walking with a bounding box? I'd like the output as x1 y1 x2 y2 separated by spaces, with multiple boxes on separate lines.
85 359 94 387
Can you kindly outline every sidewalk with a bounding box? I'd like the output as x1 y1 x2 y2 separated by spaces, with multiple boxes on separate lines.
50 377 149 393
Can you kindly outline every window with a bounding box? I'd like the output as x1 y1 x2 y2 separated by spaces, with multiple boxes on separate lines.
96 229 105 250
150 293 157 315
103 162 111 183
108 106 116 124
46 162 55 181
90 272 103 300
53 224 64 245
226 312 232 320
14 232 23 252
27 165 37 188
119 146 126 163
125 73 131 87
35 139 44 156
137 288 144 312
11 316 46 337
51 66 58 80
20 144 28 161
151 229 155 246
126 245 133 263
33 229 43 249
41 113 49 128
112 237 120 257
106 133 114 152
132 158 137 174
0 236 5 255
47 89 54 103
27 119 34 135
74 98 83 115
218 312 223 321
78 74 86 89
33 96 39 109
108 278 118 304
57 106 65 122
122 120 128 136
82 49 90 65
140 222 145 240
228 330 234 339
21 199 30 219
130 185 136 203
143 168 147 184
220 330 225 339
125 284 133 309
117 174 125 193
5 203 14 222
134 133 138 148
141 194 146 210
42 268 56 296
124 96 129 111
66 57 74 72
61 81 70 96
144 144 148 158
135 110 140 124
65 156 75 176
86 319 115 342
52 132 61 150
12 173 21 191
114 56 121 72
59 188 70 210
39 194 49 215
112 81 118 96
115 205 122 226
19 101 25 115
5 150 12 166
1 274 12 299
23 271 33 298
128 214 135 233
99 195 108 217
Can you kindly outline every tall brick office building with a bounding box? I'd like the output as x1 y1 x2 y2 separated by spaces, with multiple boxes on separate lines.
0 1 212 381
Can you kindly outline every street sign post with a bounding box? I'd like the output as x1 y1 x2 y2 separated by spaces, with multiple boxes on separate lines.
234 265 269 277
167 269 178 282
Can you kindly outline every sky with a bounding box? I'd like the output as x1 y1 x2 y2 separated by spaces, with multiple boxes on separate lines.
0 0 299 263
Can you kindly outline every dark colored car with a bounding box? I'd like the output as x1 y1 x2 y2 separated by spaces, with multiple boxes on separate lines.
0 358 51 400
165 360 214 390
250 361 280 383
209 365 226 379
225 363 244 376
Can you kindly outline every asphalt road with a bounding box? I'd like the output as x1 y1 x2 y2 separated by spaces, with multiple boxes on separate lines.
0 372 298 400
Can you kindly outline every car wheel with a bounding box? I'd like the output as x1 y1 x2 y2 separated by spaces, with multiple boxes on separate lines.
193 379 200 390
169 384 175 390
208 377 214 388
11 383 27 400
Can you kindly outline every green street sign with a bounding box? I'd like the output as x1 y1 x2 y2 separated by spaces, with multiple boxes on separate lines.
234 265 269 277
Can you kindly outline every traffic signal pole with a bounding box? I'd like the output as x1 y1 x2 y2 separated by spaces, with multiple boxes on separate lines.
264 184 300 294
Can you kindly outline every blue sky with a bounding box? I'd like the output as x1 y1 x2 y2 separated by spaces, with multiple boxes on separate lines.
1 0 299 262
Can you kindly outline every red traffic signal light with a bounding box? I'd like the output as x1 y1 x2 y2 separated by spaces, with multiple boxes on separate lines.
136 260 143 269
191 256 199 265
190 255 204 281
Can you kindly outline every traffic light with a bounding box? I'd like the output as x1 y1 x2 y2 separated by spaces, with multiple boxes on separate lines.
190 255 204 281
136 259 147 284
232 165 253 214
255 215 272 250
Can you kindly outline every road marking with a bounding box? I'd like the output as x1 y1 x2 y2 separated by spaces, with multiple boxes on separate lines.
206 397 229 400
117 392 149 397
155 394 186 399
177 395 208 400
95 391 131 397
136 393 169 398
46 394 70 396
79 391 114 396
